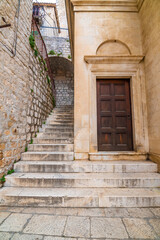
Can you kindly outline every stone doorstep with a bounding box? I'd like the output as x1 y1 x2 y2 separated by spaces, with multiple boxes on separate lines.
1 187 160 207
14 160 158 173
4 172 160 188
21 152 74 161
89 152 147 161
28 144 74 152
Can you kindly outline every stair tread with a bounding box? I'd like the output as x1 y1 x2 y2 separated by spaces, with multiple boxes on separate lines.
1 187 160 197
15 160 157 166
6 172 160 179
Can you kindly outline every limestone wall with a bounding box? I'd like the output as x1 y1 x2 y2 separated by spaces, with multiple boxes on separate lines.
139 0 160 167
0 0 54 178
72 6 148 159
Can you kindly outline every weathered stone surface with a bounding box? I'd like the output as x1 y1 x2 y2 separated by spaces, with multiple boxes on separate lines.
0 232 12 240
64 216 90 238
23 215 66 235
91 217 128 239
0 213 31 232
150 208 160 217
11 233 43 240
127 208 154 218
123 218 157 239
0 212 10 224
149 219 160 236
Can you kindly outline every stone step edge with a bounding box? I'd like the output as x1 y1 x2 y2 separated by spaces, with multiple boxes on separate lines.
1 187 160 207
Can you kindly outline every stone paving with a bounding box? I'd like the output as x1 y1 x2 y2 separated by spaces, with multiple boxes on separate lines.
0 207 160 239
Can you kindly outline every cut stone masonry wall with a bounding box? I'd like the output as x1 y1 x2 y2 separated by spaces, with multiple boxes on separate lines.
0 0 54 179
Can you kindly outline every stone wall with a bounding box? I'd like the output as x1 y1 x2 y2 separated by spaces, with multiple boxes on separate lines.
49 56 74 106
139 0 160 169
54 74 74 106
0 0 54 179
43 36 71 59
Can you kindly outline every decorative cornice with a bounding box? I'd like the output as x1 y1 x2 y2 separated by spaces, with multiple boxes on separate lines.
84 55 144 64
71 0 138 12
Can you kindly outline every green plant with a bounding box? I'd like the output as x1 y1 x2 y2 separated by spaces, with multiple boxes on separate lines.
49 50 56 55
43 121 46 124
34 49 38 57
47 75 51 84
25 146 28 152
31 89 33 93
52 96 56 108
66 39 69 42
0 175 6 183
29 34 35 49
7 169 14 175
57 52 62 56
68 55 71 59
35 133 37 137
29 139 33 144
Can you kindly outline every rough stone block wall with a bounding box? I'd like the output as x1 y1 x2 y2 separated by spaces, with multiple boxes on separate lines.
54 74 74 106
43 36 71 59
0 0 54 179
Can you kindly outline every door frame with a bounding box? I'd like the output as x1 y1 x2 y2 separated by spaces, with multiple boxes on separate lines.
87 57 149 153
96 78 133 151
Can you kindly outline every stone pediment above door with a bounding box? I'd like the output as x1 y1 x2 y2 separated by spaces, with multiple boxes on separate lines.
84 39 144 65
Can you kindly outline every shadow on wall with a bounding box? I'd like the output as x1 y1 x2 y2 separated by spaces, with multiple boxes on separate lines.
49 56 74 106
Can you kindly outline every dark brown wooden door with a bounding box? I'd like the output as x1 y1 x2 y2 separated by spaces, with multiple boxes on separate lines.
97 79 133 151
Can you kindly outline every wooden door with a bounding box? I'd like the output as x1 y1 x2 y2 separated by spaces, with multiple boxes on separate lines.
97 79 133 151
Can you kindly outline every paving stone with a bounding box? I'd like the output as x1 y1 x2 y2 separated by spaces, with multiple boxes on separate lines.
0 232 13 240
23 215 66 236
105 208 130 218
7 207 24 213
150 208 160 217
22 207 56 215
0 213 32 232
0 207 8 211
44 237 76 240
127 208 154 218
149 219 160 236
77 208 105 217
91 217 128 239
64 216 90 238
0 212 10 224
123 218 157 239
11 233 43 240
55 208 78 216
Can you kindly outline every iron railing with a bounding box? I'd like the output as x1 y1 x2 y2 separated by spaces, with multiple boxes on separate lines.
31 17 54 87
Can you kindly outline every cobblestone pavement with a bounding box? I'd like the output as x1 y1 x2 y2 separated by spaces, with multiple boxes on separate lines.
0 207 160 239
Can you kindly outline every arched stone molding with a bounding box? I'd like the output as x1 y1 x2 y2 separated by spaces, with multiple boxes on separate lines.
96 39 132 56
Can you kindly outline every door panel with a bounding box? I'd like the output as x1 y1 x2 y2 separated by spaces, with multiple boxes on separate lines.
97 79 133 151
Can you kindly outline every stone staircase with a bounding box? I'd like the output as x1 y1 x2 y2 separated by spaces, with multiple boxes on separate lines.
0 105 160 207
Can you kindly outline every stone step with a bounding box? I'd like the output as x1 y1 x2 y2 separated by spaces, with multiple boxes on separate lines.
44 125 74 130
37 132 74 138
44 128 74 133
14 161 158 173
0 187 160 207
28 144 74 152
51 120 74 123
4 172 160 188
48 122 74 126
89 152 147 161
21 152 74 161
49 116 74 119
33 138 74 144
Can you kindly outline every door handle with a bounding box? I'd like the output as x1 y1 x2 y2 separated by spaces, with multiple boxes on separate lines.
127 114 131 119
